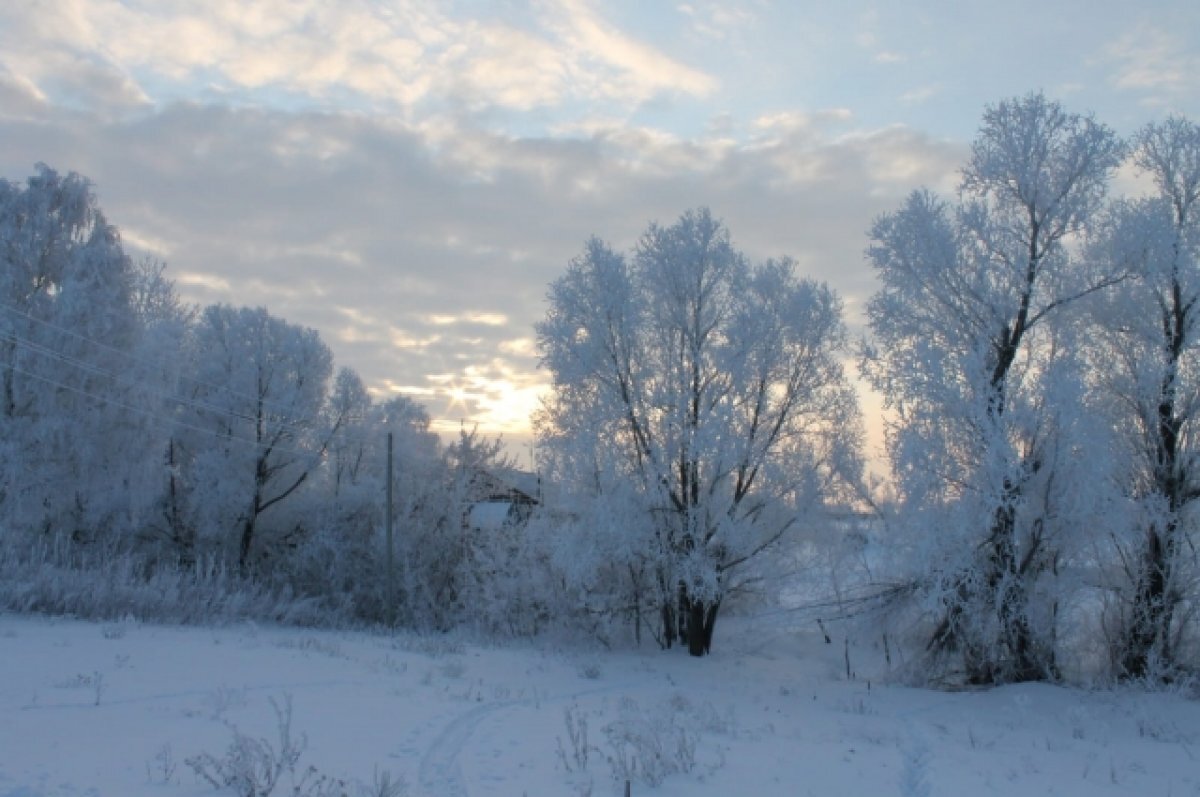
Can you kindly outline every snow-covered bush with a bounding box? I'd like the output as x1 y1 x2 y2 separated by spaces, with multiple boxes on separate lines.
185 694 408 797
0 533 340 626
601 695 706 787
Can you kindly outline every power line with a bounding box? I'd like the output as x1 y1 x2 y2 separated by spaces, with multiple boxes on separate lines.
0 301 326 423
0 303 399 438
1 360 319 461
0 329 329 433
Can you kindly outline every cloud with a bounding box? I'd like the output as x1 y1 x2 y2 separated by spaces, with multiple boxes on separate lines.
677 1 759 43
175 271 231 293
0 0 714 121
428 313 509 327
899 85 940 105
511 0 717 112
0 0 977 449
0 68 48 120
1105 24 1200 103
0 100 965 440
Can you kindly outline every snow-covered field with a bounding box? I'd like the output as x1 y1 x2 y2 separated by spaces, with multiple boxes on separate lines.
2 613 1198 797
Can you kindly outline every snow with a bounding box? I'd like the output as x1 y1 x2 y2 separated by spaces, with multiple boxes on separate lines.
467 501 519 533
1 613 1198 797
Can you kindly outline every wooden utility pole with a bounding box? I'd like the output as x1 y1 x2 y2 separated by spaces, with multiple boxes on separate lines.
386 430 395 627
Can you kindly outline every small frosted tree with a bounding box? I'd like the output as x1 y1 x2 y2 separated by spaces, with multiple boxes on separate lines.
537 208 861 656
862 94 1126 683
289 372 450 624
171 305 335 569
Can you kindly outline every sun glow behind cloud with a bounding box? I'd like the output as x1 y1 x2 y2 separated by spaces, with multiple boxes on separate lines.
1 0 1195 462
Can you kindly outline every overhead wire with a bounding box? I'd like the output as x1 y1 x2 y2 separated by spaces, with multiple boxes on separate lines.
1 360 317 460
0 302 397 450
0 300 328 427
0 330 279 430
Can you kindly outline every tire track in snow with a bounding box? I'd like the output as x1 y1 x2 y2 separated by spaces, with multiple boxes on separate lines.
417 698 520 797
416 679 650 797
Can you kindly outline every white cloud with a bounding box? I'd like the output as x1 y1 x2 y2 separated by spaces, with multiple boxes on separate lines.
175 271 231 292
119 226 174 257
677 1 759 43
0 0 714 122
548 0 717 103
1105 25 1200 100
0 69 48 120
0 1 998 452
899 85 940 105
467 313 509 326
0 99 966 439
752 109 854 135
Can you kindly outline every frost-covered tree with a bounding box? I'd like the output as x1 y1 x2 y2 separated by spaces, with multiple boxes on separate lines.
538 208 861 656
862 94 1126 683
288 374 451 624
171 305 335 569
0 164 159 542
1087 116 1200 678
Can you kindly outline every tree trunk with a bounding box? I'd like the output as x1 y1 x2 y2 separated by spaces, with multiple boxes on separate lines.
687 600 706 656
1122 332 1186 679
657 567 676 649
682 595 719 657
930 485 1050 684
2 363 13 419
238 512 256 571
165 439 194 567
1121 525 1174 678
929 315 1053 684
239 478 263 571
660 601 675 650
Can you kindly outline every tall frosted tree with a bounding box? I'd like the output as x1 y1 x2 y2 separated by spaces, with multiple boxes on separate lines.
862 94 1125 683
0 165 156 541
1087 116 1200 678
537 208 861 656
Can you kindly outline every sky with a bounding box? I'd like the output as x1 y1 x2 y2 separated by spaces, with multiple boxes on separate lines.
1 0 1198 465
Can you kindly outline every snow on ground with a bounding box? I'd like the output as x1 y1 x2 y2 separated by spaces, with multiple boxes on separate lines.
1 612 1198 797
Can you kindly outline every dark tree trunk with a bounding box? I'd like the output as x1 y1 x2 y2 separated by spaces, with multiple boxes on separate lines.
164 438 194 567
679 594 719 657
238 512 256 571
239 467 264 571
660 600 676 650
677 582 689 646
986 500 1042 683
926 300 1055 684
657 567 676 649
2 364 13 419
687 600 706 656
1122 524 1174 678
1122 271 1188 680
931 478 1051 684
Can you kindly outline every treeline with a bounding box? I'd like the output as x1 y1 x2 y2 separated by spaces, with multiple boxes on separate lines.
2 92 1199 688
529 95 1200 685
0 165 512 629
